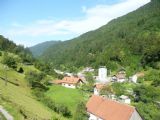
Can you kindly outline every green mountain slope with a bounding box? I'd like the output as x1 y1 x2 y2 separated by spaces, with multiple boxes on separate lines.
41 0 160 72
29 41 61 57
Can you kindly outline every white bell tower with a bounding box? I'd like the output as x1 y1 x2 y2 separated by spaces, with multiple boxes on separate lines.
98 66 107 83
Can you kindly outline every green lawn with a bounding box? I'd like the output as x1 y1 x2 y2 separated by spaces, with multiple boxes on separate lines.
46 85 88 114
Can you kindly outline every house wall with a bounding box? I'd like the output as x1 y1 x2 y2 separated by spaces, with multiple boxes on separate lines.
132 75 137 83
62 83 76 89
125 99 131 104
120 99 131 104
98 67 107 83
129 110 143 120
88 113 103 120
94 88 99 95
117 78 125 82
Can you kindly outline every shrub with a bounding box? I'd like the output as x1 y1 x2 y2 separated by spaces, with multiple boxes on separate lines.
2 53 17 69
73 101 88 120
17 67 24 73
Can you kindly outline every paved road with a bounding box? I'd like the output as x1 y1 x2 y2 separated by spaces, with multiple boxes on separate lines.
0 105 13 120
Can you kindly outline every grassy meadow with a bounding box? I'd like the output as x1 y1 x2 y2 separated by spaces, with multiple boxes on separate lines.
46 85 90 114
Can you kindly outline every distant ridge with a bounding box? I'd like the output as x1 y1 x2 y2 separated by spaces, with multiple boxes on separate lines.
29 41 61 57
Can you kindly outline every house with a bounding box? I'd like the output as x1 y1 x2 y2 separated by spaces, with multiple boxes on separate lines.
116 72 126 82
119 95 131 104
54 69 64 75
94 83 106 95
111 68 127 82
77 72 86 81
111 75 117 82
83 67 95 72
111 73 126 82
130 72 144 83
86 95 142 120
52 76 83 89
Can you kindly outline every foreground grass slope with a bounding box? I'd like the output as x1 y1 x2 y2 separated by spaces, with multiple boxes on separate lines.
0 61 66 120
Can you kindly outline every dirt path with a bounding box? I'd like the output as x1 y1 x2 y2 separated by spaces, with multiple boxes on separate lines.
0 105 13 120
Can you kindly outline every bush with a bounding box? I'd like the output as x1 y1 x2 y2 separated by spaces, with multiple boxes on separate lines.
17 67 24 73
73 101 88 120
2 53 17 69
56 104 71 117
25 71 46 88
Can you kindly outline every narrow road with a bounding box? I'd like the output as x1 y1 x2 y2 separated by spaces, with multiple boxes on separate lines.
0 105 13 120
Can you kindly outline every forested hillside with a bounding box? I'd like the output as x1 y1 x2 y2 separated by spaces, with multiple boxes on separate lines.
41 0 160 72
0 35 33 63
29 41 61 57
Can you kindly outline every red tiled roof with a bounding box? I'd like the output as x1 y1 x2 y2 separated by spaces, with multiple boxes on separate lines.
53 76 82 84
86 95 135 120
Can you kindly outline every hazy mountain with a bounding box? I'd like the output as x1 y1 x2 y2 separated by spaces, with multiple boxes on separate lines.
29 41 61 57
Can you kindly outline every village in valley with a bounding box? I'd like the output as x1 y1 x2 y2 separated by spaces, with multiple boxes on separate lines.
51 66 144 120
1 0 160 120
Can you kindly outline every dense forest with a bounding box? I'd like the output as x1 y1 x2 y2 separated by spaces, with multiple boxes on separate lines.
40 0 160 73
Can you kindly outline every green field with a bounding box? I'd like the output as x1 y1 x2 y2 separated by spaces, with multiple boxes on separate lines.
46 85 89 114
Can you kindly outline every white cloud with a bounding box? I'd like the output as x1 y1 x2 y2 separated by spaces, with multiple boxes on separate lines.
4 0 150 46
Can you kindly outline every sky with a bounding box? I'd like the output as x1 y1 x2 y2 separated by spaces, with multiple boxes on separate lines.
0 0 150 47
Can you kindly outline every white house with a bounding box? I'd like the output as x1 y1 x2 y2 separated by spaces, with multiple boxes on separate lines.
130 72 144 83
119 95 131 104
54 69 64 75
83 67 95 72
131 75 138 83
86 95 142 120
52 76 83 89
116 71 126 82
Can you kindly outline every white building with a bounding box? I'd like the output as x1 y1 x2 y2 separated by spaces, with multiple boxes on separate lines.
83 67 94 72
97 66 108 83
119 95 131 104
52 76 84 89
130 75 138 83
130 72 144 83
116 72 126 83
